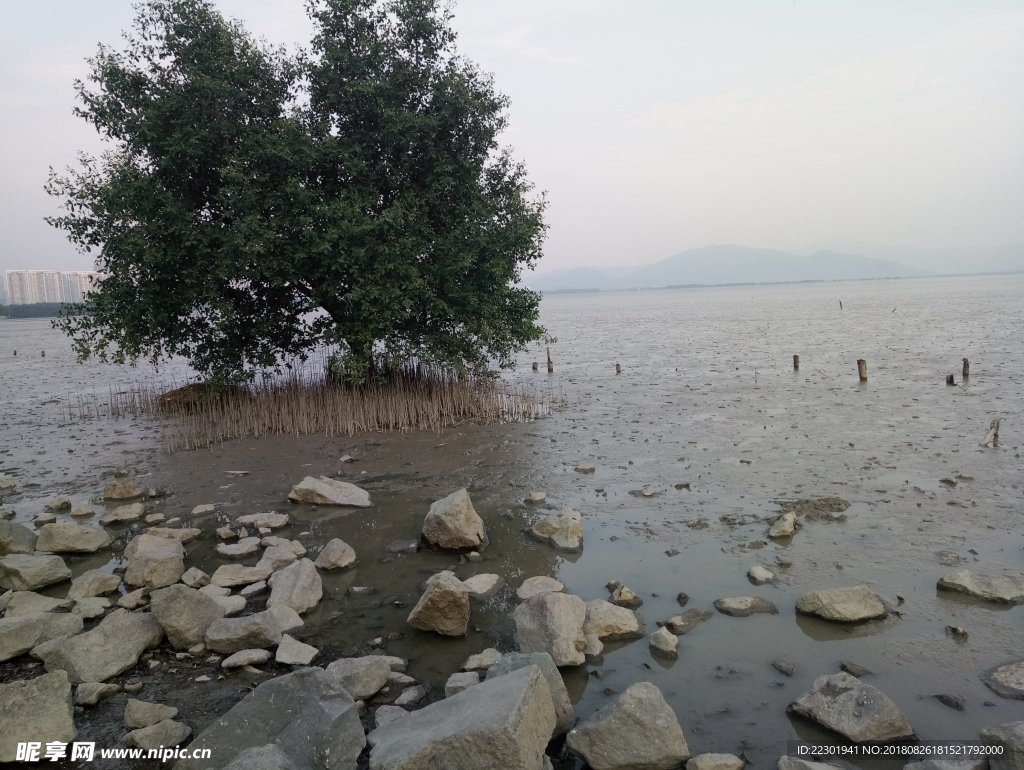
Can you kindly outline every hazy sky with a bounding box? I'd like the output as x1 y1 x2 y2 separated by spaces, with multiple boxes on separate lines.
2 0 1022 278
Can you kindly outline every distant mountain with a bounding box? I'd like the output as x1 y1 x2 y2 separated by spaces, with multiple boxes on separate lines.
805 240 1024 275
527 244 927 292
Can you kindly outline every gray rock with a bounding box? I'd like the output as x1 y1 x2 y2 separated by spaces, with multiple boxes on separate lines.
211 563 273 587
181 567 210 588
0 613 83 662
984 660 1024 700
747 565 775 585
240 580 268 597
205 611 282 654
267 559 322 615
567 681 690 770
486 651 575 736
104 479 143 500
394 684 429 707
2 590 71 616
516 576 564 601
773 660 797 677
0 553 72 591
660 609 714 635
778 758 842 770
276 634 318 665
209 594 247 616
769 511 798 538
75 681 120 706
125 697 178 728
117 587 151 609
124 719 191 750
529 508 584 551
222 744 301 770
124 534 185 588
713 597 779 617
235 512 290 529
313 538 357 571
575 463 596 473
266 604 304 635
174 667 365 770
462 648 503 672
650 627 679 658
788 672 915 743
407 570 470 637
39 609 163 683
610 585 643 608
36 522 112 553
326 656 392 700
73 596 112 619
374 705 410 731
384 539 419 554
288 475 372 507
0 670 76 763
222 648 273 668
688 754 745 770
67 568 122 599
0 520 36 556
796 586 887 622
840 661 873 678
980 722 1024 770
147 526 202 544
515 592 587 667
938 571 1024 604
368 664 555 770
199 584 232 597
216 537 262 558
584 599 644 641
45 496 72 512
445 670 480 697
421 488 486 551
100 502 146 524
150 584 228 649
462 573 504 600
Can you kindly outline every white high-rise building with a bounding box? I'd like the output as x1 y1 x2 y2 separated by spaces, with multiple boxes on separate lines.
3 270 102 305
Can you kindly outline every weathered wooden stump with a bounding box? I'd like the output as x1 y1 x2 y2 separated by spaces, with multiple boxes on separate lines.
532 361 538 372
546 347 553 373
793 354 799 370
946 374 955 386
857 359 867 381
962 358 969 378
615 363 621 374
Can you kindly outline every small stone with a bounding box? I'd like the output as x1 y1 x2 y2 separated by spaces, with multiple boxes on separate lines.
37 522 113 554
421 488 486 551
610 585 643 608
394 684 429 707
466 551 482 563
529 508 584 551
124 719 191 751
118 587 151 609
75 682 120 706
525 491 547 503
256 545 298 573
462 648 502 672
222 649 272 669
191 504 216 515
575 463 596 473
384 539 419 554
773 660 797 677
768 511 798 538
217 527 237 540
933 694 966 711
713 596 779 617
240 580 267 597
747 565 775 585
100 502 146 525
407 571 470 637
34 512 58 525
374 705 409 731
788 672 914 742
124 680 144 693
326 656 391 700
216 537 262 559
796 586 887 622
67 569 121 599
445 671 480 697
71 507 95 518
516 576 564 602
125 698 178 729
462 573 504 600
211 563 273 588
104 480 143 500
938 570 1024 604
0 553 72 591
650 626 679 658
688 754 745 770
45 497 72 512
313 538 357 571
276 634 318 665
840 661 873 678
288 476 371 507
235 511 290 530
181 567 211 588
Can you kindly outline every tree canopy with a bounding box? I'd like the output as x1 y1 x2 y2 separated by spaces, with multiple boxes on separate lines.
48 0 547 382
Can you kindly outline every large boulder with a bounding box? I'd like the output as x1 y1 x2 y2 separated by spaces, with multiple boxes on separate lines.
35 522 112 553
124 534 186 588
67 569 122 599
175 667 365 770
104 479 143 500
529 508 584 551
584 599 645 641
938 571 1024 604
314 538 357 571
796 586 887 622
205 610 282 654
0 671 76 762
421 488 486 551
368 664 555 770
0 520 36 556
0 554 72 591
486 651 574 736
267 559 322 615
788 672 915 743
0 613 83 662
567 681 690 770
150 584 228 649
288 476 371 507
326 656 392 700
514 592 587 667
980 721 1024 770
407 571 470 637
40 609 162 683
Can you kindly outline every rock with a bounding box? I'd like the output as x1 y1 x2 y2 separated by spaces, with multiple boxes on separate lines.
747 565 775 585
514 591 587 666
368 664 555 770
660 609 714 635
178 667 366 770
529 508 584 551
288 476 372 507
262 537 306 557
124 534 185 588
124 719 191 750
323 656 393 701
525 491 547 503
650 626 679 658
100 502 146 524
260 561 316 617
385 539 419 554
147 526 202 544
980 722 1024 770
840 661 873 678
191 504 216 515
0 670 76 763
67 569 122 599
713 597 779 617
445 670 480 697
938 570 1024 604
517 576 565 601
72 507 96 518
394 684 429 707
462 573 504 600
181 567 210 588
313 538 357 571
217 527 237 540
375 705 410 732
46 496 72 512
39 609 163 683
0 520 36 556
36 522 113 554
983 661 1024 700
73 596 112 619
462 648 502 672
934 694 966 711
266 604 304 634
778 758 842 770
236 511 290 529
689 754 745 770
125 697 178 728
2 590 71 616
35 512 58 526
0 613 83 662
104 479 143 500
150 584 228 649
222 648 272 668
567 681 690 770
421 488 486 551
221 744 302 770
216 536 262 559
205 611 282 654
466 551 482 562
389 672 417 688
211 563 273 587
610 584 643 608
276 634 318 665
240 580 268 597
117 587 150 609
407 570 470 637
773 660 797 677
575 463 596 473
796 586 887 622
210 594 247 616
75 681 120 706
0 553 71 591
788 672 915 742
769 511 798 538
584 599 644 640
486 651 574 737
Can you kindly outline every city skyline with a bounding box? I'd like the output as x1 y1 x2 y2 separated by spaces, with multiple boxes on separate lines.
2 269 100 305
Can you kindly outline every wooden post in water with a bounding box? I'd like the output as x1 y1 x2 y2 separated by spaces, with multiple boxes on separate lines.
793 354 799 370
615 363 621 374
546 347 553 373
532 361 538 372
857 359 867 381
962 358 969 379
946 374 955 386
41 350 45 357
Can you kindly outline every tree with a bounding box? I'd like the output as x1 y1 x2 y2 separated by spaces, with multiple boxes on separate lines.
48 0 547 383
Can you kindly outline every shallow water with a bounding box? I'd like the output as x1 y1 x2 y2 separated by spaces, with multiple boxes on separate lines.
2 273 1024 766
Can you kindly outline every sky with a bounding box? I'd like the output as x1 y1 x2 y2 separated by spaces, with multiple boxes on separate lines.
1 0 1023 279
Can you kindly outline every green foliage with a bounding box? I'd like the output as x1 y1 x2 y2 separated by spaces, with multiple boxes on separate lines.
48 0 546 383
